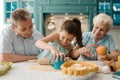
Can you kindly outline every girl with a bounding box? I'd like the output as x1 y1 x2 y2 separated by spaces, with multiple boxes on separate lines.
35 18 83 64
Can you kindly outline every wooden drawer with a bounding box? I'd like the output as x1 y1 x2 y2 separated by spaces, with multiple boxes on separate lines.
43 5 88 13
51 0 81 4
81 0 96 4
36 0 50 4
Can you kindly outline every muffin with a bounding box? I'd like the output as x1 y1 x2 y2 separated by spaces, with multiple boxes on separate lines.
96 46 107 56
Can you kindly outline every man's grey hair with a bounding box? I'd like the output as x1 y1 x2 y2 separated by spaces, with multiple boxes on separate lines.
10 8 31 25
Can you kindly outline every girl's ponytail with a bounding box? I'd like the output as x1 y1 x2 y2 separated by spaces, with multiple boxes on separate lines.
73 18 83 47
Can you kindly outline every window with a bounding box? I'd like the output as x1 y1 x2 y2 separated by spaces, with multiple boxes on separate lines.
98 0 120 26
99 2 110 15
113 1 120 25
21 0 34 23
4 0 34 24
5 0 18 23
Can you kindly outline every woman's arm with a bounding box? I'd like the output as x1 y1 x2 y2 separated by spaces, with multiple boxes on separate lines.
69 46 93 59
98 50 118 61
108 50 118 61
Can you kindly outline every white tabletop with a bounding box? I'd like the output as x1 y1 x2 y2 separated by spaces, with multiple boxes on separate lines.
0 61 118 80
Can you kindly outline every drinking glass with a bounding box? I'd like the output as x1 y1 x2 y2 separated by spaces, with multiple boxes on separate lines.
86 38 97 60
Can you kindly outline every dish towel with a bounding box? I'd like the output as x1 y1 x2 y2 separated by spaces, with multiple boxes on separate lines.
0 62 12 75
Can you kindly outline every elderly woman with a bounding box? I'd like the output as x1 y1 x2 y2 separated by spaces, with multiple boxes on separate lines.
70 13 118 61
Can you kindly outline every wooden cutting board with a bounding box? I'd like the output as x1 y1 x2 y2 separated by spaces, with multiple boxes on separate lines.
27 64 57 72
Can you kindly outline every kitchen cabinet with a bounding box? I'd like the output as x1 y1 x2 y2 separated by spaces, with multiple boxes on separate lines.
51 0 97 4
35 0 49 4
51 0 81 4
35 0 97 35
81 0 96 4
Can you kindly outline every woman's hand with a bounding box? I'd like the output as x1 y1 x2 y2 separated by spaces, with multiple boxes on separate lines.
86 44 98 48
98 55 110 61
65 57 72 62
77 47 94 57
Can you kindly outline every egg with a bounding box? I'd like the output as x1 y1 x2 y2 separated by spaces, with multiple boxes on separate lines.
101 66 111 74
0 65 5 71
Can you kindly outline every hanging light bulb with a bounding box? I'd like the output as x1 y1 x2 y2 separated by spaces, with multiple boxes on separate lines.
64 13 70 20
50 13 55 20
79 13 84 20
47 13 56 30
79 13 88 20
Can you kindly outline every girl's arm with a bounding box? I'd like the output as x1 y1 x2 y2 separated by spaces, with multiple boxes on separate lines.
35 32 59 54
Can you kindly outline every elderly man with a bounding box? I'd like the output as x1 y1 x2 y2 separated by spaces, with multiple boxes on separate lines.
71 13 118 61
0 8 43 62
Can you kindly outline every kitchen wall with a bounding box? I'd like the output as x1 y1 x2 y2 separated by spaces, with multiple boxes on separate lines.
109 28 120 46
45 15 88 35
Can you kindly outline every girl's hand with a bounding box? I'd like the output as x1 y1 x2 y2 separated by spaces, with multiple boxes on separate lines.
50 46 59 55
50 46 59 60
50 46 65 61
77 47 94 57
55 53 64 61
65 57 72 62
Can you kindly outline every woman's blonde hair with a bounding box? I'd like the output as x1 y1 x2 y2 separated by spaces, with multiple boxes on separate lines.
93 13 113 29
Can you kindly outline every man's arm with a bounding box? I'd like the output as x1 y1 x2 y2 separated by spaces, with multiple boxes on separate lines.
0 53 37 62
